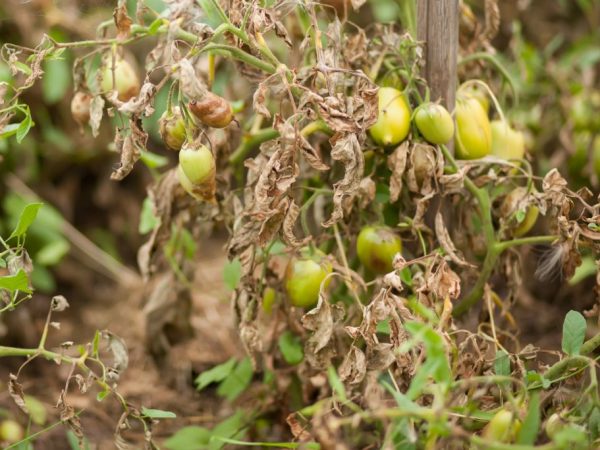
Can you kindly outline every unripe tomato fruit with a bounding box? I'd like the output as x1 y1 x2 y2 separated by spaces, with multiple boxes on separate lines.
159 107 187 151
0 420 24 443
100 55 140 101
455 94 492 159
285 248 332 308
262 287 277 314
356 226 402 274
177 164 200 200
482 409 520 443
501 187 539 237
369 87 411 147
178 143 216 185
70 91 92 126
490 120 525 162
414 103 454 145
544 413 565 439
461 85 490 114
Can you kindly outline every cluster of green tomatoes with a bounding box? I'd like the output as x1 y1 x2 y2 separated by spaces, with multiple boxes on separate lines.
285 84 537 309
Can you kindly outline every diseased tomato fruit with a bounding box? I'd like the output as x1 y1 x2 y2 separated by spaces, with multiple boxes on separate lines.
369 87 411 147
455 94 492 159
285 248 332 308
70 91 92 126
189 92 233 128
461 85 490 114
177 164 201 200
179 143 216 185
482 409 520 443
0 420 24 443
414 102 455 145
501 187 539 237
356 226 402 274
100 55 140 101
490 120 525 162
159 107 187 151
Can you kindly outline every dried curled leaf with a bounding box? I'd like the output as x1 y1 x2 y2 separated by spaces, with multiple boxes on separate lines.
322 133 364 227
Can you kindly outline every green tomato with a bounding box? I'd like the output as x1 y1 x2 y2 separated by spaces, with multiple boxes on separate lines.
285 248 332 308
100 55 140 101
455 94 492 159
159 107 187 151
482 409 520 443
462 85 490 114
502 187 539 237
262 286 277 314
414 103 455 145
490 120 525 162
369 87 411 147
0 420 24 443
356 226 402 274
545 413 565 439
178 143 216 185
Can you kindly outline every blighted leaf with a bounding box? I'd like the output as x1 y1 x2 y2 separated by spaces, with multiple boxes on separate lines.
89 95 105 137
387 142 409 202
338 345 366 385
113 3 133 40
8 374 29 414
562 310 586 355
302 292 345 369
51 295 70 311
103 330 129 376
322 133 364 227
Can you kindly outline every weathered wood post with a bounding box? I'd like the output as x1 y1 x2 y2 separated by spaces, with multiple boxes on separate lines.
417 0 459 150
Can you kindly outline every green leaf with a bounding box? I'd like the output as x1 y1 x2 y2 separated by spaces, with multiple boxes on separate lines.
217 357 253 402
516 390 540 445
223 258 242 290
16 110 33 143
494 350 510 377
209 410 247 450
13 61 32 76
0 269 31 294
164 426 211 450
195 358 236 391
562 310 587 355
42 58 71 104
66 430 91 450
140 150 169 169
35 239 70 266
196 0 227 28
9 202 43 239
24 395 47 425
139 197 158 234
278 331 304 365
141 407 177 419
327 365 347 402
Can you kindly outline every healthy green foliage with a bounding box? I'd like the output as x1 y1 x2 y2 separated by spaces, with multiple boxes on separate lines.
562 310 587 355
